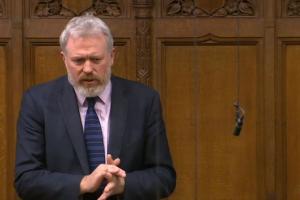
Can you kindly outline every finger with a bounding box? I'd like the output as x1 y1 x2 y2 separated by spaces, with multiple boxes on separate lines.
107 154 121 166
107 165 126 177
116 169 126 177
97 176 115 200
98 183 114 200
98 192 108 200
83 174 105 193
94 164 123 178
93 167 108 179
104 181 115 193
104 171 113 181
98 193 109 200
94 164 107 172
113 158 120 165
107 154 114 165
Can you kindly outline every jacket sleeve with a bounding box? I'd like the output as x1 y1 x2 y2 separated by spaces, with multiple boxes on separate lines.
122 92 176 200
14 90 84 200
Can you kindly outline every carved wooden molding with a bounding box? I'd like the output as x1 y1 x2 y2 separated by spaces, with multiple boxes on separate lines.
166 0 206 16
33 0 122 17
166 0 256 17
34 0 75 17
287 0 300 16
82 0 121 17
136 20 152 85
134 1 153 85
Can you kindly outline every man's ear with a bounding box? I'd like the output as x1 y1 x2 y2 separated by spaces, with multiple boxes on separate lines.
60 51 65 61
111 48 116 58
110 48 116 65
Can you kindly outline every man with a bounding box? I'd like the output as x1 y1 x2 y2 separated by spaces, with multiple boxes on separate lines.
15 14 176 200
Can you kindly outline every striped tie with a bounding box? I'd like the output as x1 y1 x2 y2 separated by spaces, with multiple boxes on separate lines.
84 97 105 172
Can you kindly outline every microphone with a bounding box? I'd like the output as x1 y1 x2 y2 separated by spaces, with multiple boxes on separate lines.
233 102 245 136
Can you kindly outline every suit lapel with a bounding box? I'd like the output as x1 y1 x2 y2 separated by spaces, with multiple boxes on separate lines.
108 77 128 158
58 79 90 174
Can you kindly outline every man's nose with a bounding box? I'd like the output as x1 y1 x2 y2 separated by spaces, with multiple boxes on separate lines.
82 60 93 73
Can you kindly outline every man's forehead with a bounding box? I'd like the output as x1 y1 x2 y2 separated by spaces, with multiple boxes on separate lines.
68 33 106 41
65 35 107 48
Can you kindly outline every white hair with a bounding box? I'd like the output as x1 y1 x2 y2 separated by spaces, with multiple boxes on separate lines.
59 13 114 52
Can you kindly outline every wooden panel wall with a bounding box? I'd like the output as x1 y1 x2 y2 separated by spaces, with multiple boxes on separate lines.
278 41 300 199
285 44 300 200
0 44 8 200
156 37 264 200
2 0 300 200
1 0 23 199
153 0 266 199
277 1 300 200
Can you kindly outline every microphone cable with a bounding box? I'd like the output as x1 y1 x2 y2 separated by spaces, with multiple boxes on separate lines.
233 17 245 136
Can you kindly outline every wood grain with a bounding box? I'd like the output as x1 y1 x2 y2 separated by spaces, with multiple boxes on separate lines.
0 45 8 200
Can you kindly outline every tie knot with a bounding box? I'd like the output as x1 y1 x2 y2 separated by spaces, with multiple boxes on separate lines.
86 97 97 108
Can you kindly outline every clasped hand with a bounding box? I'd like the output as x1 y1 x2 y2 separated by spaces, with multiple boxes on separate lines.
80 154 126 200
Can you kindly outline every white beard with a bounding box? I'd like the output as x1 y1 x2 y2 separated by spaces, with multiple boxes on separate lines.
67 67 111 97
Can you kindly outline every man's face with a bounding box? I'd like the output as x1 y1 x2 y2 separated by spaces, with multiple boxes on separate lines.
61 34 115 97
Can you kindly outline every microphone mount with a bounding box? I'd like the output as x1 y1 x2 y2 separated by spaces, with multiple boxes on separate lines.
233 102 245 136
233 17 245 136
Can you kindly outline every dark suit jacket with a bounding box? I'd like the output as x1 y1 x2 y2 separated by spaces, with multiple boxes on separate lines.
15 75 176 200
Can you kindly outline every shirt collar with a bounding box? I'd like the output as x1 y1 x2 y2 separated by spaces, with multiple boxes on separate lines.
74 80 112 106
